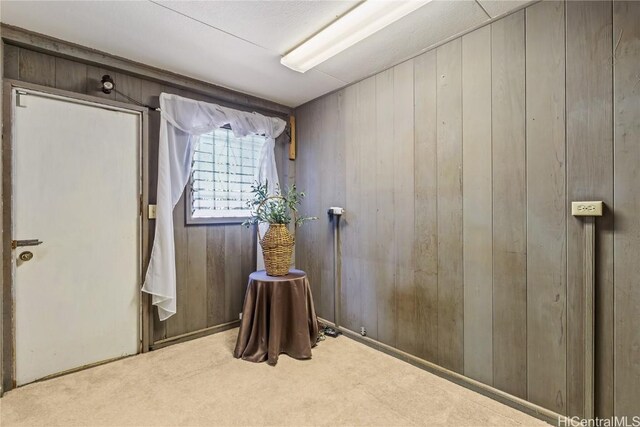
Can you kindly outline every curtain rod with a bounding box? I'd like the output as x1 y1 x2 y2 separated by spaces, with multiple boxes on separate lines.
99 75 293 119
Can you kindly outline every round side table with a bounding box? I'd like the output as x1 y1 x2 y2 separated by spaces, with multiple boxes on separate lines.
233 269 319 365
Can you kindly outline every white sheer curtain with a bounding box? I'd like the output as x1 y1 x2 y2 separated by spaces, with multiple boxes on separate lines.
142 93 286 320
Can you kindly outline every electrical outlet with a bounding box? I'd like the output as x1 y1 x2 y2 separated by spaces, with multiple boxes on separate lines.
148 204 157 219
571 201 603 217
239 312 242 320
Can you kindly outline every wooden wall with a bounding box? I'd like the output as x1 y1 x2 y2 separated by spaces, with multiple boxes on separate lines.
295 0 640 418
0 36 4 395
2 41 292 345
612 0 640 417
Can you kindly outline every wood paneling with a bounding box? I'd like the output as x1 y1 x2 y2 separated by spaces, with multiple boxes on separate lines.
4 44 291 347
0 40 4 395
613 0 640 417
357 77 378 340
491 10 527 399
19 49 55 86
293 102 317 314
525 0 567 413
54 57 87 93
319 92 344 322
413 51 438 363
436 39 464 374
224 226 242 322
339 76 377 337
206 226 226 329
298 0 640 418
294 92 343 322
393 60 416 355
240 225 256 301
310 98 327 319
113 72 142 106
342 83 362 332
374 68 397 347
185 225 208 332
461 25 493 385
3 44 19 80
566 0 614 417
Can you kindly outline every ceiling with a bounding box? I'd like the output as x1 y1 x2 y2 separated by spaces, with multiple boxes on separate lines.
0 0 532 108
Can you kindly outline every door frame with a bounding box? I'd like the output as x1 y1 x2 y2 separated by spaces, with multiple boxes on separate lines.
1 80 151 393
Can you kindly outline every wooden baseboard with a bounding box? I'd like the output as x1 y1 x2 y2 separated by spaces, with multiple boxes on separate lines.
150 320 240 350
318 317 566 426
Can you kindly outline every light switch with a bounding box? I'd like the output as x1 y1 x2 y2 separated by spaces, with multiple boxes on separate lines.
571 201 603 217
148 204 157 219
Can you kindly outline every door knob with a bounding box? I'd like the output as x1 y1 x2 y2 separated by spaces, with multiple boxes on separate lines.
12 239 43 249
19 251 33 262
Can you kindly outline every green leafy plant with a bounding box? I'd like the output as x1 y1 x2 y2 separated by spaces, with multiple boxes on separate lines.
242 181 318 228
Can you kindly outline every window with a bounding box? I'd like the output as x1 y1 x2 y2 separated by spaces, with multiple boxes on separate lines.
187 127 265 224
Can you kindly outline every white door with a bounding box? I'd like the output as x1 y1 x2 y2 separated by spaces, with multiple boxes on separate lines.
12 89 141 386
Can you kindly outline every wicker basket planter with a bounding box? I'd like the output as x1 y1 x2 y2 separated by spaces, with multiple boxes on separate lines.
245 184 317 277
259 224 295 276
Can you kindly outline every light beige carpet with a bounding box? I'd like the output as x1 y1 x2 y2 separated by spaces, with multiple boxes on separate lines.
0 328 547 426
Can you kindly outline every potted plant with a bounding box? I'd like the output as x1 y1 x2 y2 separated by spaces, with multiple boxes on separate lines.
243 181 317 276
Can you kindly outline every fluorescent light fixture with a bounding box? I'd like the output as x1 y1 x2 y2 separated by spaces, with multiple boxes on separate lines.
281 0 432 73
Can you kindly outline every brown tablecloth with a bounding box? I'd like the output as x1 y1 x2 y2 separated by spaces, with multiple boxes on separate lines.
233 269 319 365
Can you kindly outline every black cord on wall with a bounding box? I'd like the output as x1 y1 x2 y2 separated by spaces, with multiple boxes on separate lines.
100 74 160 111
